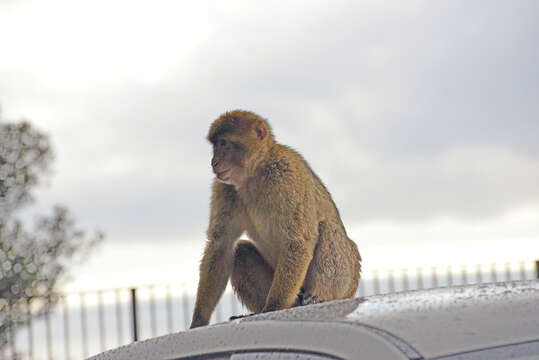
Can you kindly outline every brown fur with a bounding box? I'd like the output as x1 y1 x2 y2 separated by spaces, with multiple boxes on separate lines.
190 110 361 328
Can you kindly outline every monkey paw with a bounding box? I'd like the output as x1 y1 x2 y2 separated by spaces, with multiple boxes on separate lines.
229 313 255 321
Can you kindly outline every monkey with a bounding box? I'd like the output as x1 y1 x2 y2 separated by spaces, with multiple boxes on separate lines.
189 110 361 329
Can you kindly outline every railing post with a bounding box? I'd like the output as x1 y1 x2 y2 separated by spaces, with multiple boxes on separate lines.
115 289 124 345
431 266 438 288
461 264 468 285
8 308 16 360
45 309 52 360
130 288 139 342
80 293 88 358
149 286 157 337
401 268 409 291
504 262 512 281
182 284 190 330
475 264 483 284
98 291 106 351
27 298 34 360
416 267 424 290
535 260 539 280
446 265 453 287
166 285 174 333
63 296 70 360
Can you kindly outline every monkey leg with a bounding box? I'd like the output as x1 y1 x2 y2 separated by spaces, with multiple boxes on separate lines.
230 240 274 313
301 222 360 303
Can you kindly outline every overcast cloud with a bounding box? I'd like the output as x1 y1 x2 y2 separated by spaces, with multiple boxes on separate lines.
1 0 538 289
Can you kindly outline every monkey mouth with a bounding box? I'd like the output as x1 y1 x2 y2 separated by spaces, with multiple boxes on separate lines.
216 168 232 180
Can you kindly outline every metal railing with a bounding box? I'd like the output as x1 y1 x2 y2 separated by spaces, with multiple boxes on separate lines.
2 259 538 360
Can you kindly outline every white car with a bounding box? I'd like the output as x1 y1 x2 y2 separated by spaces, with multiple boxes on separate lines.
90 280 539 360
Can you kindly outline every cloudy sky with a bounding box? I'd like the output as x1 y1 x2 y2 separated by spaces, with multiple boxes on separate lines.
1 0 538 292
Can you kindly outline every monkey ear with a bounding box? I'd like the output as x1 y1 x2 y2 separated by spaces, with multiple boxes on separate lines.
254 123 267 141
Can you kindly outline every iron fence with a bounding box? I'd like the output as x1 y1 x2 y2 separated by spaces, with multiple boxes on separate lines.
2 259 538 360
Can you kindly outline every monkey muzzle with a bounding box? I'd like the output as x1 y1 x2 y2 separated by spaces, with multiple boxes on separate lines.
215 168 232 181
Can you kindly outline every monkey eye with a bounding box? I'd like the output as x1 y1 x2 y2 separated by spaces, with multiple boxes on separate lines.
219 139 227 147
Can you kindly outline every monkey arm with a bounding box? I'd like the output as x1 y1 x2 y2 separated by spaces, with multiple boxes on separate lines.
190 183 243 329
190 237 236 328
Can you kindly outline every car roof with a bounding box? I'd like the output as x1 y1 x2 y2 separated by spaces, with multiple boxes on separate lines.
90 280 539 360
245 280 539 359
351 280 539 358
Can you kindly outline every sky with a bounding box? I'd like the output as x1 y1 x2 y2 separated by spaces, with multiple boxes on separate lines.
1 0 538 293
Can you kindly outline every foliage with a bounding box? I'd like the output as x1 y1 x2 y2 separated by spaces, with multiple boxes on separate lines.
0 118 103 349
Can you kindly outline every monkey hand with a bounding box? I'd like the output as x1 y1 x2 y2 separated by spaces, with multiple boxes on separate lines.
189 320 207 329
189 312 210 329
229 313 255 321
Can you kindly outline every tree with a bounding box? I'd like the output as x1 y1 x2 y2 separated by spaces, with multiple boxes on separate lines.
0 117 103 349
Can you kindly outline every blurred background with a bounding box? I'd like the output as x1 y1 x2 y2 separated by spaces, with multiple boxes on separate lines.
1 0 538 359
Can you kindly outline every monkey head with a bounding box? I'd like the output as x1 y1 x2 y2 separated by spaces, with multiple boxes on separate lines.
208 110 274 187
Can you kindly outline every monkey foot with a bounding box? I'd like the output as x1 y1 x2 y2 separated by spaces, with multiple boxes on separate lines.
297 288 319 306
300 294 320 306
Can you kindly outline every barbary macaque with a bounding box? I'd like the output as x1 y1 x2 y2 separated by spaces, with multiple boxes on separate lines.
190 110 361 328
